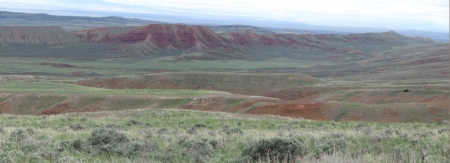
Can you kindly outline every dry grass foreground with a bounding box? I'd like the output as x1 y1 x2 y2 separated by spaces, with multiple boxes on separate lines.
0 108 449 163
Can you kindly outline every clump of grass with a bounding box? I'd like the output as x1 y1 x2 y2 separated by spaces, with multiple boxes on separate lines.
241 137 308 162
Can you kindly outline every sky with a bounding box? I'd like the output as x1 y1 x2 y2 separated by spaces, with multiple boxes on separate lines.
0 0 448 32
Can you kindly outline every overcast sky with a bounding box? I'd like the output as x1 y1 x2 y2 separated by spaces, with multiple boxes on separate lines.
0 0 448 32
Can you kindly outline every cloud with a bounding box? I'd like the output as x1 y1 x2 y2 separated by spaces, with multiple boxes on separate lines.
0 0 448 31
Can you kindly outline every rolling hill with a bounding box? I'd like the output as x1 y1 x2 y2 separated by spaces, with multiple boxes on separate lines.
0 11 163 30
0 26 80 45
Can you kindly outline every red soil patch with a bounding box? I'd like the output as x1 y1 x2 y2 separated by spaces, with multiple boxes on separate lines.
243 101 326 120
71 71 86 77
0 99 14 114
38 103 72 115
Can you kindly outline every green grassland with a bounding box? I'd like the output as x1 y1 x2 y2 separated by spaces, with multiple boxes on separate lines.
99 71 320 90
0 82 218 96
0 109 449 162
0 57 319 77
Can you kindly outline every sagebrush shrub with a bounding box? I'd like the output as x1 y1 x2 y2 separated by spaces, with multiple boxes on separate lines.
331 132 345 138
142 140 159 152
438 128 450 134
355 123 368 128
222 127 244 135
157 128 168 134
178 136 189 146
392 147 405 162
83 128 141 156
9 129 28 142
437 120 449 125
241 137 308 163
144 130 153 138
318 139 346 154
182 139 215 163
40 151 61 161
87 128 129 146
194 123 207 128
126 120 142 126
105 124 123 129
72 139 84 151
66 116 73 121
20 143 39 153
187 127 197 135
26 128 35 135
208 131 216 137
69 124 84 131
208 140 218 149
385 129 393 136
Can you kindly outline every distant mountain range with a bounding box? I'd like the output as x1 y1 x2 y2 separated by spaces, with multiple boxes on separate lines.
0 11 448 41
0 11 163 30
0 24 435 61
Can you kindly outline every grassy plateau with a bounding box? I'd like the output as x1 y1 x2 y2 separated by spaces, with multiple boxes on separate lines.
0 109 449 163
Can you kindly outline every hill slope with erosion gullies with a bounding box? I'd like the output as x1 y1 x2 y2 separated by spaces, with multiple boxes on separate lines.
73 24 238 58
0 24 437 60
220 30 435 61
